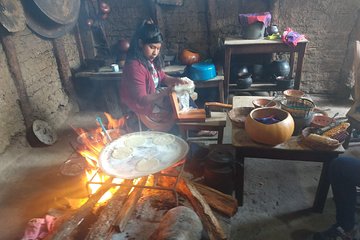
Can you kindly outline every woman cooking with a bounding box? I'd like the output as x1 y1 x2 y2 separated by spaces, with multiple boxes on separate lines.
120 20 190 131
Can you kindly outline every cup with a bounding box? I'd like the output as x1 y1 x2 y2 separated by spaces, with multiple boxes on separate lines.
111 64 120 72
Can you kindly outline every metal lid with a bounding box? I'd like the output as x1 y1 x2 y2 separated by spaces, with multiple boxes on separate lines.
0 0 26 32
33 0 80 25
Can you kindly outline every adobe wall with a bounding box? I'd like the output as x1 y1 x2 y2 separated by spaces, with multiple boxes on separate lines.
0 28 80 153
105 0 360 96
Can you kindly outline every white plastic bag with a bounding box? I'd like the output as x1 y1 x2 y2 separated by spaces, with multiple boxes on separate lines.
174 77 195 112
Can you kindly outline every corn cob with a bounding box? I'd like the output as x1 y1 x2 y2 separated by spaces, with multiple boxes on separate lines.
331 130 349 142
322 122 350 138
307 133 339 146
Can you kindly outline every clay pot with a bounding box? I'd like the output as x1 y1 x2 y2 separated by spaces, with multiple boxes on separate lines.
245 107 295 145
179 49 200 65
204 148 234 195
230 64 248 83
118 39 130 53
243 22 265 39
275 76 294 89
270 60 290 77
236 73 252 89
252 98 277 108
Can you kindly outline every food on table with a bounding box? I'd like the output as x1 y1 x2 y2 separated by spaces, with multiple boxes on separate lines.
322 122 350 138
307 133 339 146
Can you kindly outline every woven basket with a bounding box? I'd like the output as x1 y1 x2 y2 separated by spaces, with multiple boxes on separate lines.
280 98 315 118
228 107 254 128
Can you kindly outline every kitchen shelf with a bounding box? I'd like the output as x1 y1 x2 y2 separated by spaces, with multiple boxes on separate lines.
229 82 292 93
223 38 309 103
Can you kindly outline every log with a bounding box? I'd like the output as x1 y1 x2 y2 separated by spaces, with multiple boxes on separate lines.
0 30 33 128
192 181 238 217
113 176 148 232
85 179 133 240
45 177 114 240
177 178 227 240
52 37 77 103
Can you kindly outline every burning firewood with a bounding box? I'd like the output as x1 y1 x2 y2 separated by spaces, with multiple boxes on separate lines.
44 177 114 240
177 178 227 240
113 176 149 232
85 179 133 240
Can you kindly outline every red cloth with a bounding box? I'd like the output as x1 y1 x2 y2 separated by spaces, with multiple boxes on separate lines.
120 60 166 115
238 12 272 26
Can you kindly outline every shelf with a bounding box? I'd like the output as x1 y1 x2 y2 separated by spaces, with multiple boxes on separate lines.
229 83 292 93
223 38 308 103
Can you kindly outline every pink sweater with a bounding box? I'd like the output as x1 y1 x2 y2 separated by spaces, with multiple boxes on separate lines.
120 60 165 115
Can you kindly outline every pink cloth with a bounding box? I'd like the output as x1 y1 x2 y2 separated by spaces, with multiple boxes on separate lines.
282 27 306 47
22 215 56 240
120 60 166 115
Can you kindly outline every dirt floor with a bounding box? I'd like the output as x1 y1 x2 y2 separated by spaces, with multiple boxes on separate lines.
0 94 359 240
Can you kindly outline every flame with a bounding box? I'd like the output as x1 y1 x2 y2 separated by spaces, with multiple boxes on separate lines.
73 113 163 206
75 113 127 205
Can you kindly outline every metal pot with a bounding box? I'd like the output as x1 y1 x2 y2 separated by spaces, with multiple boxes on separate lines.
204 148 234 194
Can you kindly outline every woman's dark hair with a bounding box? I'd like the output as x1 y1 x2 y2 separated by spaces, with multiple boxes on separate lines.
126 20 164 70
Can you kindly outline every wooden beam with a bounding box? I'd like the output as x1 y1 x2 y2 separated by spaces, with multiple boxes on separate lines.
0 30 33 128
52 37 77 103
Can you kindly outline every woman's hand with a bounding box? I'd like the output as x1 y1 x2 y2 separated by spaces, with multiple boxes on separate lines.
163 75 193 87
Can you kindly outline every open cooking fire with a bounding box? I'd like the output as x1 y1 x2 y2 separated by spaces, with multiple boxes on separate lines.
73 113 141 205
72 113 181 206
41 113 232 240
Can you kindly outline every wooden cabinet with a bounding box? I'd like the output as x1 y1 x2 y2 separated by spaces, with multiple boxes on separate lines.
223 38 308 103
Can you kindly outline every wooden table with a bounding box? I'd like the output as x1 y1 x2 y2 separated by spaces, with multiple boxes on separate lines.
223 38 308 103
231 96 344 213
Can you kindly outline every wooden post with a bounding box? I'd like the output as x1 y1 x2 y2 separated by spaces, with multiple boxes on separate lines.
0 30 33 128
52 37 77 103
